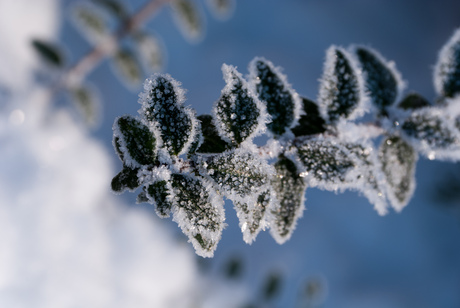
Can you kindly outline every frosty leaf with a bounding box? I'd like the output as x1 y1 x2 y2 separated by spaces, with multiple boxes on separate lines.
206 0 235 21
402 107 458 149
170 173 225 258
213 64 268 146
69 84 100 127
291 97 327 137
146 180 174 218
197 147 274 200
234 189 274 244
270 156 307 244
434 28 460 98
187 116 203 157
353 46 403 114
379 136 417 211
31 39 64 68
196 114 229 153
248 57 301 136
319 46 364 124
113 115 157 167
133 31 165 72
171 0 204 43
397 93 431 111
112 49 143 88
72 4 109 44
93 0 128 20
136 188 149 204
139 74 198 157
111 166 140 193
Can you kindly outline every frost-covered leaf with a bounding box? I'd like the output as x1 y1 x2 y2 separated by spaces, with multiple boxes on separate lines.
196 114 229 153
186 117 203 157
397 93 431 111
93 0 128 20
291 97 327 137
69 84 101 127
270 156 307 244
318 46 365 124
111 166 140 193
213 64 268 146
112 48 143 88
206 0 235 21
170 173 225 258
146 180 174 218
353 46 403 114
31 39 64 68
171 0 204 43
136 188 149 204
197 147 274 201
379 136 417 211
234 189 275 244
113 115 157 167
139 74 199 157
248 57 301 137
72 4 109 44
434 28 460 98
133 31 165 72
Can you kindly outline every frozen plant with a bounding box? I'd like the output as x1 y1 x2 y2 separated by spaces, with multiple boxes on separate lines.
112 28 460 257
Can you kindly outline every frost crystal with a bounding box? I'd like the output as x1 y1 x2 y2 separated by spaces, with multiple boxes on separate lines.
352 46 404 114
379 136 417 211
434 28 460 98
139 74 199 157
196 147 275 202
248 57 302 137
170 173 225 258
318 46 366 124
213 64 269 146
270 156 307 244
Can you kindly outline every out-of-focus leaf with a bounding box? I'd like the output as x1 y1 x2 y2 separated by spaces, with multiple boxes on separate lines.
93 0 128 20
434 28 460 98
72 4 109 44
262 272 283 301
31 39 64 68
69 84 100 127
133 31 165 72
206 0 235 21
112 48 143 88
171 0 204 42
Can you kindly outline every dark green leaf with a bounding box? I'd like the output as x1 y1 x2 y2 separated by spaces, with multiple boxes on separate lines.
434 29 460 98
31 39 63 68
113 115 157 166
146 180 173 218
140 75 197 156
270 156 307 243
354 46 400 114
111 166 140 193
291 97 327 137
379 136 417 210
249 58 301 136
397 93 431 111
319 47 361 123
214 65 265 146
196 114 229 153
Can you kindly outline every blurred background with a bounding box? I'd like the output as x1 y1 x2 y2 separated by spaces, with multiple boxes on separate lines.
1 0 460 307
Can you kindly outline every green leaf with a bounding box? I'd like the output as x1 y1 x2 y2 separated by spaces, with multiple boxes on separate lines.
379 136 417 210
31 39 64 68
133 31 165 72
397 93 431 111
270 156 307 244
234 190 273 244
434 28 460 98
113 115 157 167
291 97 327 137
171 0 204 42
69 84 100 127
196 114 229 153
197 148 274 200
146 180 173 218
112 48 143 88
111 166 140 193
170 173 225 258
72 4 109 44
139 74 198 157
92 0 128 20
353 46 401 114
249 57 301 136
213 64 267 146
402 107 458 149
319 46 363 123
